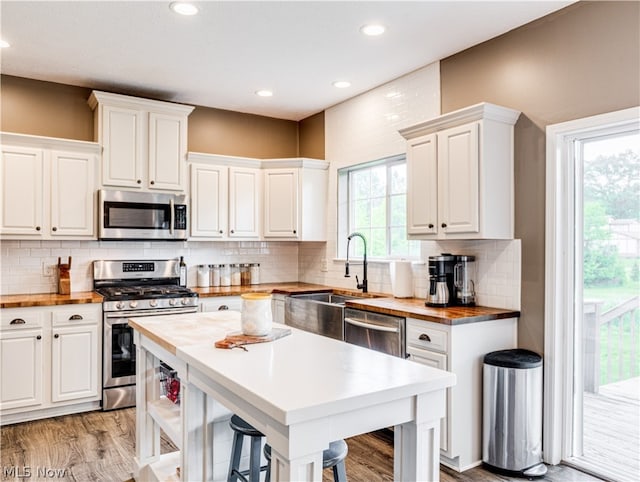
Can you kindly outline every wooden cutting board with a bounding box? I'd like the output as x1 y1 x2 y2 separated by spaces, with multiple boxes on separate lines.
214 327 292 350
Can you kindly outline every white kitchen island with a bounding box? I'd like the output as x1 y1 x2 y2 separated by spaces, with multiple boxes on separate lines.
129 311 455 482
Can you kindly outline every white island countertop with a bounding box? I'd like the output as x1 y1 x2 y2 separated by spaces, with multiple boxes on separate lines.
129 311 456 481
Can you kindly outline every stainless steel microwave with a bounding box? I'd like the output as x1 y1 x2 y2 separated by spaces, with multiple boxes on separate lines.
98 190 188 241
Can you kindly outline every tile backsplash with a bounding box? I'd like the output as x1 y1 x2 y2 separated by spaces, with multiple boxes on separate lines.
0 240 299 295
298 239 521 310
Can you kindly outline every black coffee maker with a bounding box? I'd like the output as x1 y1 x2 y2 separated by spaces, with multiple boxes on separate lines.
426 254 456 307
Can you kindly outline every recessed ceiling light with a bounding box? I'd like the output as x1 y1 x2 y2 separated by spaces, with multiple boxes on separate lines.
256 90 273 97
169 2 198 16
332 81 351 89
0 40 10 48
360 24 385 36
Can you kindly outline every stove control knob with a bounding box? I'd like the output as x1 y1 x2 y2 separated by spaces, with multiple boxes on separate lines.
116 302 125 310
149 300 158 308
169 298 178 306
129 301 138 309
181 297 189 305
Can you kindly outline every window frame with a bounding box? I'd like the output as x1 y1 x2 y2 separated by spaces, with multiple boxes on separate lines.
337 154 419 260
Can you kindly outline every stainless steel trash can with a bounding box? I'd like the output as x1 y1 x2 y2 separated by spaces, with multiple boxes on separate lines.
483 349 547 478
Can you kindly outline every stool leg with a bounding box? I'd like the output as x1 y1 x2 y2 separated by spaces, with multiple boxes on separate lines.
333 460 348 482
228 431 243 482
249 436 262 481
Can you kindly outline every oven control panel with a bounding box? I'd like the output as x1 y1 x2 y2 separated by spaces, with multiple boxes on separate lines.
123 262 155 273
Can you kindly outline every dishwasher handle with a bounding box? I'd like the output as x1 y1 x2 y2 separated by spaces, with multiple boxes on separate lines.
344 317 400 333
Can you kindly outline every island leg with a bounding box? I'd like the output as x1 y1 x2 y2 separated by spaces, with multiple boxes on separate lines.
394 389 445 482
269 447 323 482
134 333 161 478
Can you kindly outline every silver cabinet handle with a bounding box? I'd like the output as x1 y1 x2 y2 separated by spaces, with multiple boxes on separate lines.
218 305 229 311
69 314 83 320
418 333 432 342
10 318 26 325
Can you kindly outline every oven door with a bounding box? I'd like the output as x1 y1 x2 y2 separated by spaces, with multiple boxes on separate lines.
99 189 188 240
104 314 137 388
103 307 197 388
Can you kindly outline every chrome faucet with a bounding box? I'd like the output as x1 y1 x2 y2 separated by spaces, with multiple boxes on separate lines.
345 232 368 293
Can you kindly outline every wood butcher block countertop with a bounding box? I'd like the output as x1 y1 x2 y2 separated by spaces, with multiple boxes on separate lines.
345 297 520 325
0 282 519 325
0 291 103 309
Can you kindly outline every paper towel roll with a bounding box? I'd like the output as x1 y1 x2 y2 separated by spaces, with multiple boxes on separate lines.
390 260 413 298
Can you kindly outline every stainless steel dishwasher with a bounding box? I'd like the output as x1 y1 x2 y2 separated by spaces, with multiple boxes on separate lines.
344 308 405 358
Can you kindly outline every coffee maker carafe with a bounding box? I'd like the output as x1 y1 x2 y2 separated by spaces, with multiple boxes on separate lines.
426 254 455 307
454 255 476 306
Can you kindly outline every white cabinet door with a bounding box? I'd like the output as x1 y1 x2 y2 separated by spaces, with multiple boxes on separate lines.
263 169 298 238
406 134 438 236
51 323 99 403
50 150 96 237
190 163 228 239
100 104 145 188
229 167 261 238
0 328 44 410
437 122 479 235
0 145 44 236
200 296 242 312
148 112 186 191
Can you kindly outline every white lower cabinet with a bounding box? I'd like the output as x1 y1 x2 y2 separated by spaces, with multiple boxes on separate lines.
406 316 517 472
200 296 242 313
0 304 102 424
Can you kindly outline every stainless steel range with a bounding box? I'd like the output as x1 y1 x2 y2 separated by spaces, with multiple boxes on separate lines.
93 259 199 410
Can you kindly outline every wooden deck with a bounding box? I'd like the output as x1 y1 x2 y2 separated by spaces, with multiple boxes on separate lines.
577 377 640 481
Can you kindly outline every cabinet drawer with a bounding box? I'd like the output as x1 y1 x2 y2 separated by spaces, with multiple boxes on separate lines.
406 320 448 353
52 306 100 326
1 309 46 330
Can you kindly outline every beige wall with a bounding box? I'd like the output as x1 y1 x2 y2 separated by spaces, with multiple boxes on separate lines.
298 111 325 159
0 75 320 159
1 76 94 141
440 1 640 353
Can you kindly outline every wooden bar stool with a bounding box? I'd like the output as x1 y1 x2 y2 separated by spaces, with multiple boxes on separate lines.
263 439 348 482
227 415 268 482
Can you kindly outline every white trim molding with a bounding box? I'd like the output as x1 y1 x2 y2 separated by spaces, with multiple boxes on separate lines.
544 106 640 464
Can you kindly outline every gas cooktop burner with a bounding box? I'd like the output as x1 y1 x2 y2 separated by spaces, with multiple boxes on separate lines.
97 285 196 300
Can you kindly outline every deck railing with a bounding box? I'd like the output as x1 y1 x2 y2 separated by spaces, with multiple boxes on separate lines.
584 296 639 393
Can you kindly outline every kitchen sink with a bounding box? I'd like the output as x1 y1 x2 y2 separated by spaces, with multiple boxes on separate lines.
284 292 361 340
288 292 360 306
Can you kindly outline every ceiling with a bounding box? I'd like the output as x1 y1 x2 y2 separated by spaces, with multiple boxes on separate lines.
0 1 574 121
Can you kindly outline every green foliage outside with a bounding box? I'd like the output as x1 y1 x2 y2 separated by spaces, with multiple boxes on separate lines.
582 147 640 385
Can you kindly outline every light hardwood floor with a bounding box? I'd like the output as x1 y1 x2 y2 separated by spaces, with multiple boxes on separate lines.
1 408 602 482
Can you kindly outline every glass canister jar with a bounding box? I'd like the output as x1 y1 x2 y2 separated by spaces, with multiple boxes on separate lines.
240 263 251 286
197 264 209 287
230 263 241 286
220 264 230 287
240 293 273 336
209 264 221 287
250 263 260 285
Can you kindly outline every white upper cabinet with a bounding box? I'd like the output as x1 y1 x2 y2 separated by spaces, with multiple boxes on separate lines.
229 166 261 239
188 153 261 240
190 162 228 239
88 91 193 192
0 133 99 240
0 145 44 236
263 159 329 241
400 102 520 240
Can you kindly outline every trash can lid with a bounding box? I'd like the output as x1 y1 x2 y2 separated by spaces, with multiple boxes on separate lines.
484 349 542 368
